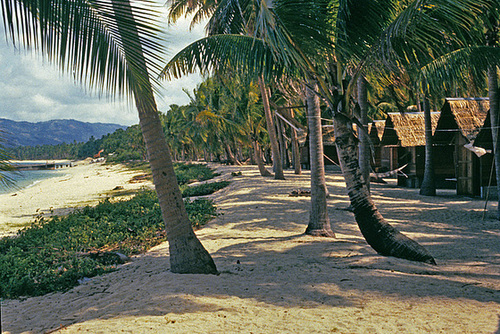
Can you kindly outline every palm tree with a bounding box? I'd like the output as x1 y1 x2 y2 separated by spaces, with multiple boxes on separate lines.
419 96 436 196
304 80 335 237
161 0 438 263
164 0 333 237
1 0 217 273
166 0 286 179
162 0 495 264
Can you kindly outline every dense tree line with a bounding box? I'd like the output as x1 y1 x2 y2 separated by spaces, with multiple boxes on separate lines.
6 125 146 162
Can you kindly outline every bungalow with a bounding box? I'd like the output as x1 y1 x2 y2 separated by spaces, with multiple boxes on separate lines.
300 125 339 169
380 111 440 187
433 97 490 196
464 108 496 197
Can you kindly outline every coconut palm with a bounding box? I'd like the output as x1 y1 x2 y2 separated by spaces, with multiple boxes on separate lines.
304 80 335 237
1 0 217 273
486 11 500 219
164 0 334 236
166 0 286 179
161 0 496 264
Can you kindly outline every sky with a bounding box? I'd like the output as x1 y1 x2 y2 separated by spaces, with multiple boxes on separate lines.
0 11 206 127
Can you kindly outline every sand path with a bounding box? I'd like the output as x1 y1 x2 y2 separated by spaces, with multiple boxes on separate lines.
2 164 499 333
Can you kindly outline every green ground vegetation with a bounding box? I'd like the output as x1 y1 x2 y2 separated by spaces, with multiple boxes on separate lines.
0 163 228 299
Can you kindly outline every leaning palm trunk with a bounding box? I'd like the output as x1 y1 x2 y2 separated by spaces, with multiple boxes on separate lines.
113 0 217 274
252 140 273 176
304 83 335 237
419 97 436 196
224 142 242 165
333 114 436 264
259 76 285 180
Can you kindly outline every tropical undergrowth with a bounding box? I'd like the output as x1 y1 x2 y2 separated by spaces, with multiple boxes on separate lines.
181 180 231 198
124 161 221 186
0 163 227 299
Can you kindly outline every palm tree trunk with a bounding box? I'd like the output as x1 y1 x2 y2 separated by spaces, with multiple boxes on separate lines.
289 109 302 175
112 0 216 274
357 76 370 192
487 15 500 220
259 76 285 180
333 114 436 264
304 83 335 237
488 65 500 220
276 116 288 169
252 140 273 176
420 96 436 196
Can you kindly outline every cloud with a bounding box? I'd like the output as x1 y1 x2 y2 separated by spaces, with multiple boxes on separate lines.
0 12 206 126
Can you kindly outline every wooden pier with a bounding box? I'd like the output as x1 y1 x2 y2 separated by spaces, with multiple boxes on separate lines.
10 160 74 170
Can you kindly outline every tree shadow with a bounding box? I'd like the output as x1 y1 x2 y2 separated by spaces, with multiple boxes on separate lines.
3 167 499 333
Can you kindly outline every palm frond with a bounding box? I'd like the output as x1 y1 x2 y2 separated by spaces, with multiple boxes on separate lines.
376 0 489 68
420 46 500 94
334 0 399 64
0 131 15 188
160 34 289 81
1 0 165 99
166 0 216 29
207 0 247 35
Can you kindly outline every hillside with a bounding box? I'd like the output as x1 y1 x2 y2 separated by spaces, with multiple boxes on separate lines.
0 118 127 147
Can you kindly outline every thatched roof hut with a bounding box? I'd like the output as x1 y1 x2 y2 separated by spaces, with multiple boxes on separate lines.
381 112 440 147
432 98 491 197
434 97 489 145
300 125 339 167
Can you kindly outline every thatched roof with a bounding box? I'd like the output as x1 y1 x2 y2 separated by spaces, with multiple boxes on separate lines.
434 98 489 144
381 112 439 147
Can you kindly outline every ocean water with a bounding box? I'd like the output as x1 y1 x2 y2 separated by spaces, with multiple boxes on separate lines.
0 169 65 195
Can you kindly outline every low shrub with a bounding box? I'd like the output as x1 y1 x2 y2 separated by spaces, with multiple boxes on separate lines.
174 163 219 185
181 181 230 198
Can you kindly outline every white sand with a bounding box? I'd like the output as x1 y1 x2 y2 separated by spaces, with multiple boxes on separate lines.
2 163 499 334
0 161 152 237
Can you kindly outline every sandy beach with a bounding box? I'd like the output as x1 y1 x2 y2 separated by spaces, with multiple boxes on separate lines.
0 161 152 237
2 163 499 333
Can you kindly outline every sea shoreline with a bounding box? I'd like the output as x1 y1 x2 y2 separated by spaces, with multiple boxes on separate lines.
0 161 152 237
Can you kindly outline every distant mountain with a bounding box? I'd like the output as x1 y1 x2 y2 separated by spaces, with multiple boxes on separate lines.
0 118 128 147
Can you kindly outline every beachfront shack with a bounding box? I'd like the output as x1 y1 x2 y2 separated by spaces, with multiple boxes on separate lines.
380 111 440 187
433 97 490 196
300 125 338 169
461 108 497 197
